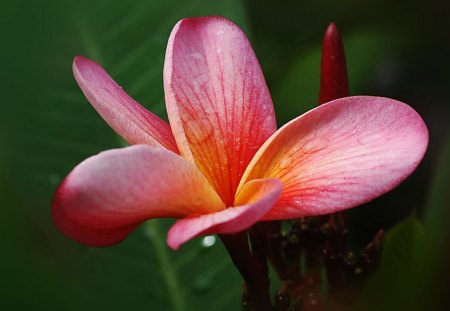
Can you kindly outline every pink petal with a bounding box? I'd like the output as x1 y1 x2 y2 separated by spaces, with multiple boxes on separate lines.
164 16 277 206
167 178 282 250
73 56 178 152
53 145 224 246
239 96 428 219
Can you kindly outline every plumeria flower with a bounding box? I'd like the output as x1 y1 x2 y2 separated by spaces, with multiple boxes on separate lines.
53 16 428 250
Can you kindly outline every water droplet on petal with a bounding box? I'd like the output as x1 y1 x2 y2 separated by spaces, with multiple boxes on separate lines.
358 132 382 146
190 52 204 61
186 118 213 144
234 137 241 151
302 140 317 154
279 156 293 169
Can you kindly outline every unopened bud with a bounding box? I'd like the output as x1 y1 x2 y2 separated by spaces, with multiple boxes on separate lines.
275 284 291 311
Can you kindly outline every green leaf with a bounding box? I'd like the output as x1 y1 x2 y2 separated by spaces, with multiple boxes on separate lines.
271 28 397 125
355 135 450 311
356 215 425 311
424 133 450 249
1 1 247 310
421 133 450 308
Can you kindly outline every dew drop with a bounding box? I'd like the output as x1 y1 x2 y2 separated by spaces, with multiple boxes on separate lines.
201 235 216 248
279 156 293 169
358 132 382 146
186 118 213 144
190 52 204 61
192 197 204 207
234 137 241 150
302 141 316 154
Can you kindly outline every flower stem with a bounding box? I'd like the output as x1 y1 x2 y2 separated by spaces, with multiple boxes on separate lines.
220 231 274 311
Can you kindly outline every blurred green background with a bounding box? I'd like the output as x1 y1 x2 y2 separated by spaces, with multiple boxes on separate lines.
1 0 449 310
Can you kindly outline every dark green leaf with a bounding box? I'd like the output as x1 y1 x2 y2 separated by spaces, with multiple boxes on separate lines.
1 1 247 310
421 133 450 309
356 215 425 311
271 29 397 125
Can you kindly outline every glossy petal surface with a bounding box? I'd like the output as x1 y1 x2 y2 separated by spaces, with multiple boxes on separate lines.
164 16 277 205
74 56 178 152
53 145 224 246
167 178 282 250
239 96 428 219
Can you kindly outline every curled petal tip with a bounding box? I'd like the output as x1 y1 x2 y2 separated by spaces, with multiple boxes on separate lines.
73 55 88 64
167 178 282 250
72 56 97 73
72 55 178 151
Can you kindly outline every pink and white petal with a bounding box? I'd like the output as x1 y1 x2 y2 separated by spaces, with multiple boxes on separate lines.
239 96 428 219
167 178 282 250
73 56 178 152
164 16 277 206
53 145 223 247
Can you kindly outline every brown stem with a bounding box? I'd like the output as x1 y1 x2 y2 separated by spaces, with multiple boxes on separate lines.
256 222 295 282
220 231 273 311
324 213 347 292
